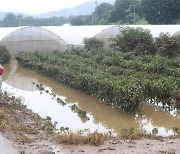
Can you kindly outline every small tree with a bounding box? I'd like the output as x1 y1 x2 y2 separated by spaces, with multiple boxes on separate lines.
111 27 156 55
0 45 11 64
83 37 104 53
155 33 180 58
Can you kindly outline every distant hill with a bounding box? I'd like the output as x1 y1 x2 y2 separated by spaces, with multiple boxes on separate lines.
0 0 115 20
37 0 115 18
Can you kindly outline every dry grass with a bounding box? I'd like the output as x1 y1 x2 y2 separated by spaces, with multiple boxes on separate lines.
17 133 33 143
55 131 107 146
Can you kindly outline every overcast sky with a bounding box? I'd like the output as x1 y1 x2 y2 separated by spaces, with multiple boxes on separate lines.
0 0 94 15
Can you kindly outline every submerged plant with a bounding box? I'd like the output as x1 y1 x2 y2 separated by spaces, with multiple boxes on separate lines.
120 127 135 137
36 83 45 91
70 104 90 121
34 82 67 106
152 128 158 135
56 97 66 106
172 127 180 135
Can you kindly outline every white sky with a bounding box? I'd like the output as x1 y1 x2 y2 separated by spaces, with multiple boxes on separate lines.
0 0 93 15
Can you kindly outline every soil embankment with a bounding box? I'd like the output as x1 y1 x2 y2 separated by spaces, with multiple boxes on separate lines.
0 92 59 153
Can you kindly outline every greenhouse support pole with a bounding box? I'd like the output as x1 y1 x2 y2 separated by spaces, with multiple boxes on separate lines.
133 5 136 24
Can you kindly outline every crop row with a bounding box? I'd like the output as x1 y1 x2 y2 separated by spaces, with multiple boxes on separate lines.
16 49 180 113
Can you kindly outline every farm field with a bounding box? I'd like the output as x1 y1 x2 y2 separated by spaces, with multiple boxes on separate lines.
16 49 180 113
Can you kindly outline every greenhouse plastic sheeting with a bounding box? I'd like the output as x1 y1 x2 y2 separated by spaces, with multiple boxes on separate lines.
95 25 180 49
43 25 114 45
127 25 180 37
95 26 121 48
173 29 180 36
0 25 179 53
0 27 22 40
0 26 68 53
0 25 113 53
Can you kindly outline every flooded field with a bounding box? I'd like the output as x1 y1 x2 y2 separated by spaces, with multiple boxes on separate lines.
2 60 180 136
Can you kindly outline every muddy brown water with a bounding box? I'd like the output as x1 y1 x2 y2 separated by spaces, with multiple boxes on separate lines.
2 60 180 136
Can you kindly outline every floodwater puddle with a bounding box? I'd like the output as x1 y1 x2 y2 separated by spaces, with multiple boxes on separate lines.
1 60 180 136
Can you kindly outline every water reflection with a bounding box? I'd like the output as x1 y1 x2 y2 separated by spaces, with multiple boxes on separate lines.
2 60 180 136
3 60 37 91
140 105 180 132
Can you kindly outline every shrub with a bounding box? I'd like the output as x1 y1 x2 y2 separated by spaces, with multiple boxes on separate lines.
111 27 156 55
0 45 11 64
155 33 180 58
83 37 104 53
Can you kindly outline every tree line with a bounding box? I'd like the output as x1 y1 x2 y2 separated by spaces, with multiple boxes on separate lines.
0 0 180 27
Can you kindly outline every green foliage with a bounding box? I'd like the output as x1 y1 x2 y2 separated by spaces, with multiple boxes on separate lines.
135 18 149 25
70 104 89 122
3 13 18 27
96 3 113 19
111 27 156 55
152 128 158 135
84 37 104 52
120 127 135 136
71 16 86 25
176 19 180 24
155 33 180 58
70 14 98 26
60 126 70 135
142 0 180 24
172 127 180 135
16 49 180 113
94 3 113 25
0 45 11 64
110 0 134 22
110 0 143 24
124 13 140 24
34 114 55 133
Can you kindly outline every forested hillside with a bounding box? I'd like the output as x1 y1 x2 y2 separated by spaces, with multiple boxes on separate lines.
0 0 179 27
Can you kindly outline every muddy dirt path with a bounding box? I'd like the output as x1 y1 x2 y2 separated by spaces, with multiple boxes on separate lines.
0 133 18 154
